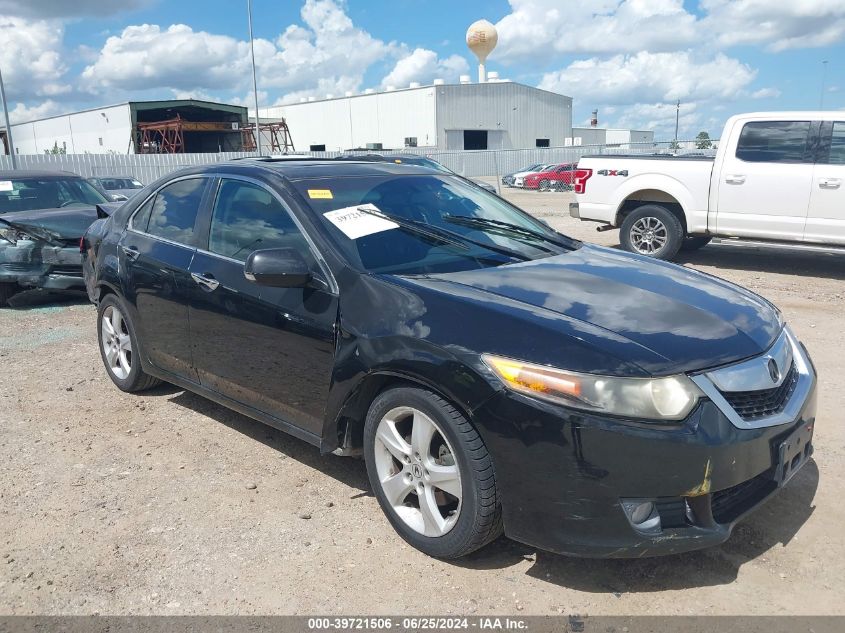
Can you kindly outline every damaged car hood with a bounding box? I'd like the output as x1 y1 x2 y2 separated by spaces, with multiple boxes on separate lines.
403 244 782 375
0 206 99 242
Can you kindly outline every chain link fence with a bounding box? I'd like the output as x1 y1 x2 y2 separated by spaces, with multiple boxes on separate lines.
0 141 717 185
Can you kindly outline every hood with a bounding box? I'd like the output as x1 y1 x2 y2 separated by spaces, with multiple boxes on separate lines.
0 206 98 242
403 245 781 376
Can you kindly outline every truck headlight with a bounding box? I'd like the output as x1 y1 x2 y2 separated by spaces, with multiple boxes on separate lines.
482 354 703 421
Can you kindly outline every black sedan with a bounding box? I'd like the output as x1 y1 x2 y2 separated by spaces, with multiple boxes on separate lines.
0 170 113 305
81 159 817 559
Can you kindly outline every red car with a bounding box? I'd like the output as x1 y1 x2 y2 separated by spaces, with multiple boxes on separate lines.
522 163 577 190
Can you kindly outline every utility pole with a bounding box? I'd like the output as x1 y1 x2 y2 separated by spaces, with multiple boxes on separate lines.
820 60 829 109
0 65 17 169
674 99 680 148
247 0 262 156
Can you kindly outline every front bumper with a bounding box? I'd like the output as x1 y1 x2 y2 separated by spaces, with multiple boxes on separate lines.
0 241 84 291
473 332 817 558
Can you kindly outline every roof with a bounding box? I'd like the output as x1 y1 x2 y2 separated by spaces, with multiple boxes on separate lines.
215 158 438 180
8 99 248 126
0 169 81 179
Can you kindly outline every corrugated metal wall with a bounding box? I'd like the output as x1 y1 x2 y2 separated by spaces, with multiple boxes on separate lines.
0 143 715 182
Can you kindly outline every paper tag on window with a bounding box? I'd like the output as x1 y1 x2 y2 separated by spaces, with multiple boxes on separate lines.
323 204 398 240
0 181 13 192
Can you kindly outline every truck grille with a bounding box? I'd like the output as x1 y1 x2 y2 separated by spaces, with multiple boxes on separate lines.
719 362 798 421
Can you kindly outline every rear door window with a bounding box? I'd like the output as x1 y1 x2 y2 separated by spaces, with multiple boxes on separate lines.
735 121 812 163
822 122 845 165
145 178 206 246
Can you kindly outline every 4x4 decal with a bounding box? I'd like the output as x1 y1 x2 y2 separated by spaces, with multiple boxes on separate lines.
597 169 628 177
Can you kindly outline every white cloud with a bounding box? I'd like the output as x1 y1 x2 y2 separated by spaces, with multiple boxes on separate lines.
380 48 469 88
751 87 782 99
0 17 70 101
494 0 698 59
8 100 65 125
539 51 756 105
701 0 845 51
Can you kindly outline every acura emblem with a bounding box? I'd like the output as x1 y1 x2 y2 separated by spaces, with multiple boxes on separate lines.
767 358 780 383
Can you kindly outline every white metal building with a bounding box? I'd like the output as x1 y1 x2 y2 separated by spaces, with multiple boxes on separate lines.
6 100 248 155
605 128 655 147
258 79 573 152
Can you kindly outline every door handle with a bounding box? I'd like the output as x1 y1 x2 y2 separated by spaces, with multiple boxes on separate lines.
819 178 841 189
121 245 140 261
191 272 220 291
725 174 746 185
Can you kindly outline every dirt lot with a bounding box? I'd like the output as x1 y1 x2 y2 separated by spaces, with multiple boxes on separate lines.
1 183 844 615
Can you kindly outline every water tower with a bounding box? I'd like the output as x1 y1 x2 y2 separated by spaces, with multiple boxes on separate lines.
466 19 498 83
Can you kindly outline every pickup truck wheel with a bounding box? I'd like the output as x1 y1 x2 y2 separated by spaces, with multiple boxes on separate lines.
680 236 713 251
0 282 19 307
620 205 684 260
364 387 502 559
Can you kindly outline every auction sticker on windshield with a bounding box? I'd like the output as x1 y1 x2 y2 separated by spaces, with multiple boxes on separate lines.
323 204 399 240
0 181 13 192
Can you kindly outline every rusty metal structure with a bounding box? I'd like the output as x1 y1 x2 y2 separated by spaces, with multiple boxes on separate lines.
241 119 296 153
136 114 246 154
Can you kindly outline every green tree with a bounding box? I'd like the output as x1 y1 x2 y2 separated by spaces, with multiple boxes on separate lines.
695 131 712 149
45 141 66 155
669 140 681 150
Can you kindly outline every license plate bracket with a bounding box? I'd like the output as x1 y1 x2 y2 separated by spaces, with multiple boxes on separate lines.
775 423 814 487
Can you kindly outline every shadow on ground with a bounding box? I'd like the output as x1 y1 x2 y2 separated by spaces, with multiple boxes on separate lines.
454 460 819 592
163 387 371 493
677 243 845 281
5 289 90 310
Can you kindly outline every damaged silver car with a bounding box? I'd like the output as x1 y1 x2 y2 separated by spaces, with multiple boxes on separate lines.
0 170 116 306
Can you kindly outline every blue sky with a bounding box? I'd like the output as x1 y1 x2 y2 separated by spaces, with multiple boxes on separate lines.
2 0 844 140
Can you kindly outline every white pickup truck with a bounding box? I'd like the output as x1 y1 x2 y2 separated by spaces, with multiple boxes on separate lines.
570 112 845 260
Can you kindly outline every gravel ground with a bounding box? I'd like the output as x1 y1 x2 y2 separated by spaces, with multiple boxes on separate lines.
1 182 843 615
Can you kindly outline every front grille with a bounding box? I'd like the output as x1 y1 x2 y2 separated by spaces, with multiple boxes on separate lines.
720 362 798 421
711 471 776 524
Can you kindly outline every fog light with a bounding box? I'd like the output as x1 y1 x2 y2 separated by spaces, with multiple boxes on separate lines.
631 501 654 525
621 499 661 533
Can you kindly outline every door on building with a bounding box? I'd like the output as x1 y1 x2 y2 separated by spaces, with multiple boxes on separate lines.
463 130 488 150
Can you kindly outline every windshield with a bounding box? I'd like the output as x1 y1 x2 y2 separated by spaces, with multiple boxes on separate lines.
0 177 107 213
293 173 577 275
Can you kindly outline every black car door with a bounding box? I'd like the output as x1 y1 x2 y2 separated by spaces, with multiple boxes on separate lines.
186 176 338 437
118 176 211 380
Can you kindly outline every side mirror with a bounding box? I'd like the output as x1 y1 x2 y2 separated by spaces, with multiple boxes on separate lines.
244 247 312 288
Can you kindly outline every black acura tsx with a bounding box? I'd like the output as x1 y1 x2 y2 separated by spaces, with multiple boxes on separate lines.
81 158 817 559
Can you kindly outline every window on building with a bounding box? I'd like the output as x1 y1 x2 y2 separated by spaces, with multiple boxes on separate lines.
463 130 487 150
145 178 205 245
535 138 550 148
99 137 103 146
310 144 326 152
735 121 811 163
404 137 418 147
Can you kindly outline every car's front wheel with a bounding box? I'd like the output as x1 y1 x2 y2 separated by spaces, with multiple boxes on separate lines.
97 294 161 392
364 387 502 558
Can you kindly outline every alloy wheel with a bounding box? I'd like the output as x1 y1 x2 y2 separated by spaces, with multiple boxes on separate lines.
629 216 668 254
373 406 462 537
101 305 132 380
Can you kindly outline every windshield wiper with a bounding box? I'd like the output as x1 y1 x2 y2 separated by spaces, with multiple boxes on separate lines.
442 215 575 250
355 207 531 262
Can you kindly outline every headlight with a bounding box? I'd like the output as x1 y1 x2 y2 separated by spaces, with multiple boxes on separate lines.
482 354 703 421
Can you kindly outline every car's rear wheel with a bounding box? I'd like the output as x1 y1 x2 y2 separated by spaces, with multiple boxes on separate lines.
0 282 19 307
620 204 684 260
364 387 502 559
97 294 161 392
680 235 713 251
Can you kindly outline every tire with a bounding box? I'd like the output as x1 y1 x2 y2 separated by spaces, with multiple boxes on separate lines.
620 204 684 260
97 294 161 392
539 179 550 190
364 387 502 559
680 235 713 252
0 282 19 307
